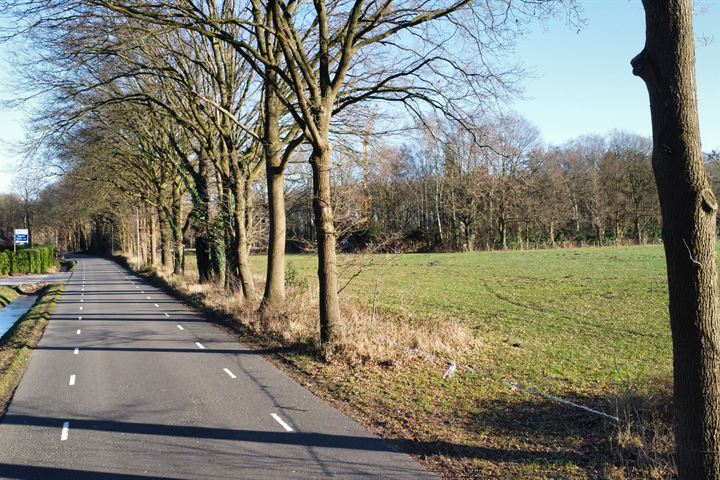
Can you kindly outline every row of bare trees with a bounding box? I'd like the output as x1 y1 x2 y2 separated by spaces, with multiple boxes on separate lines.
1 0 575 350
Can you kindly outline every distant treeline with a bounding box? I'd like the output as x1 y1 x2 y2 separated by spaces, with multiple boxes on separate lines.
284 127 664 252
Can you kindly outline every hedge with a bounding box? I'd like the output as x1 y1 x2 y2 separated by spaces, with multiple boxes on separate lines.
0 245 56 275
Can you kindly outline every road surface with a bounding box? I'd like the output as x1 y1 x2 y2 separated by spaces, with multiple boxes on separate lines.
0 256 435 479
0 273 71 286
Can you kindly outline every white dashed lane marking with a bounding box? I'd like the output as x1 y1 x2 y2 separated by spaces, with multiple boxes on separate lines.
271 413 294 432
195 342 205 350
223 368 237 379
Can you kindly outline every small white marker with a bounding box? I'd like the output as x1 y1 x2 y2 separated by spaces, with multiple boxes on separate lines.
78 316 82 321
79 307 83 311
69 375 76 386
154 304 159 308
195 342 205 350
164 313 170 317
76 329 81 335
135 286 139 289
177 325 184 330
141 291 145 294
74 348 79 355
146 296 151 300
271 413 294 432
80 299 83 303
223 368 237 379
61 422 70 441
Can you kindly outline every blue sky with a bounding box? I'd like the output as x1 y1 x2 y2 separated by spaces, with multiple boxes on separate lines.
512 1 720 149
0 1 718 193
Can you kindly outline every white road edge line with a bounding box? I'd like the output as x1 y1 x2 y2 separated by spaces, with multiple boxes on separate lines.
177 325 184 330
69 375 76 386
195 342 205 349
271 413 294 432
223 368 237 379
61 422 70 441
74 348 79 355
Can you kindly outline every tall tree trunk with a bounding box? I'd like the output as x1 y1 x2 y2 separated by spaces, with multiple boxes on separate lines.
310 140 341 349
222 180 240 291
232 164 256 302
172 181 185 275
149 211 157 266
262 85 287 308
192 169 213 283
158 206 173 271
633 2 720 478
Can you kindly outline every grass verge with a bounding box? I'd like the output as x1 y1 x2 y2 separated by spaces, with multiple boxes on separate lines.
0 284 64 418
0 286 19 307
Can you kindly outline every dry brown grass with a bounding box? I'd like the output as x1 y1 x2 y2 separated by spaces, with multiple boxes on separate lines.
607 385 675 480
149 257 480 367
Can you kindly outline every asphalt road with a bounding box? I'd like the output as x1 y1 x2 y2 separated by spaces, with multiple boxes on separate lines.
0 256 435 479
0 273 72 286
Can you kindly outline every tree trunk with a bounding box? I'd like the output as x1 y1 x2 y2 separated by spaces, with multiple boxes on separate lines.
158 207 173 271
192 170 213 283
310 141 341 349
222 180 240 292
633 2 720 478
261 73 287 308
172 181 185 275
232 165 256 302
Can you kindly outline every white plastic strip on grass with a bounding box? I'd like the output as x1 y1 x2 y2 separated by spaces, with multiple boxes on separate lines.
505 381 619 423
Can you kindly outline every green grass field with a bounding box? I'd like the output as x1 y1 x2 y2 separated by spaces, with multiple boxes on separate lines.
249 245 671 395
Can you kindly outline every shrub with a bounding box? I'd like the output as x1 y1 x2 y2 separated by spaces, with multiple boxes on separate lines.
0 252 9 275
3 245 56 275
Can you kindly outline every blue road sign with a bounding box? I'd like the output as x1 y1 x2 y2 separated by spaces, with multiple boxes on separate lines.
14 229 29 245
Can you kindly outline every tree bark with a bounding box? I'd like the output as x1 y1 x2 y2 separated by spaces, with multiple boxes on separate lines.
633 2 720 478
262 87 287 308
158 206 173 271
232 164 256 302
171 181 185 275
310 140 341 349
192 168 213 283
